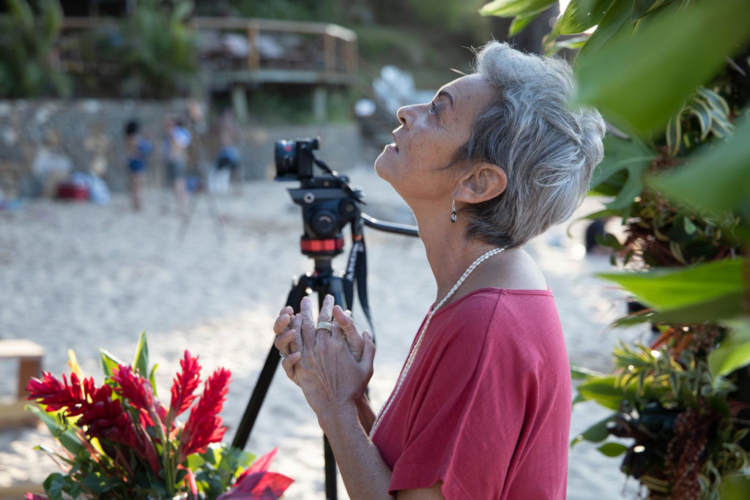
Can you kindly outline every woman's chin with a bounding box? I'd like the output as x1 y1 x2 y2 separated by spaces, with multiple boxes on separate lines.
373 152 390 180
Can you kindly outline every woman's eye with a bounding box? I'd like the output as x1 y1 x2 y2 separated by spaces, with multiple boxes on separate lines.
430 102 437 115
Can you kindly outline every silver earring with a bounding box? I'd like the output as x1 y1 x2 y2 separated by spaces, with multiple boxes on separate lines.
451 191 457 223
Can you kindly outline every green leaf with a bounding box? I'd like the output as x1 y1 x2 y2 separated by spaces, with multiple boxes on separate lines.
709 322 750 377
571 365 605 380
43 473 66 500
133 331 149 378
575 0 750 135
26 405 84 456
479 0 557 17
683 217 696 236
570 412 616 447
100 349 124 377
576 0 632 58
552 0 613 36
149 363 159 397
614 290 747 326
589 135 654 210
666 114 682 157
647 116 750 213
720 474 750 500
577 375 633 410
597 442 629 457
81 471 118 494
595 232 623 250
509 11 543 36
597 258 744 311
708 339 750 377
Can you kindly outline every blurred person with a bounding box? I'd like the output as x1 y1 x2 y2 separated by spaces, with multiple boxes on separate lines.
125 119 153 211
163 117 191 216
215 108 242 194
273 41 606 499
31 128 72 198
84 123 111 178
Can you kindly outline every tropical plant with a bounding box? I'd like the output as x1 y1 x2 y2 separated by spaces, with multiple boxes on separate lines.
0 0 71 98
24 333 292 500
119 0 199 98
481 0 750 498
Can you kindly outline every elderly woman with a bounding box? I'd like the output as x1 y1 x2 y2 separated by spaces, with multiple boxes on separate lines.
273 41 605 499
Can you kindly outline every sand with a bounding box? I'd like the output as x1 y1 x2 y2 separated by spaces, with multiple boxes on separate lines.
0 165 647 499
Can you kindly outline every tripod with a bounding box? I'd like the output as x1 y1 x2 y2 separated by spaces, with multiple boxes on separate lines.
232 256 347 499
232 135 420 499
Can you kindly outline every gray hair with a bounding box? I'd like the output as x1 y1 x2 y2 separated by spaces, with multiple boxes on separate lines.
453 41 606 249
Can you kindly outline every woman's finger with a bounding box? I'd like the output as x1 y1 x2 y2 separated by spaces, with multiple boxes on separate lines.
333 305 358 335
299 296 314 322
296 311 316 350
274 329 298 355
273 313 292 336
282 352 302 385
315 295 335 342
279 305 294 317
331 320 344 342
359 331 376 375
318 294 334 325
333 306 364 354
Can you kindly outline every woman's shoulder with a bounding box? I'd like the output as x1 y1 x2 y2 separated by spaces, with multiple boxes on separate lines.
434 287 563 358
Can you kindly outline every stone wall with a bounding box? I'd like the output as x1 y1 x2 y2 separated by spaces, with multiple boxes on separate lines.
0 99 362 195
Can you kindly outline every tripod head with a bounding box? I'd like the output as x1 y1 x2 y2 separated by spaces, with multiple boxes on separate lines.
275 137 417 262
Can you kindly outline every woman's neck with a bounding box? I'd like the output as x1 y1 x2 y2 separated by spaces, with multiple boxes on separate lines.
414 202 504 305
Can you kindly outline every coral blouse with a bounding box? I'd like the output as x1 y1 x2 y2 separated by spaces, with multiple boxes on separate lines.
372 288 571 499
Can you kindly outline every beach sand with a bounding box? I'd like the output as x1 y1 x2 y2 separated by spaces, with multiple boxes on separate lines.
0 165 646 499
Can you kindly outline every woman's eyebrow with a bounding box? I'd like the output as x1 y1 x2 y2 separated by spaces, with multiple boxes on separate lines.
437 90 455 109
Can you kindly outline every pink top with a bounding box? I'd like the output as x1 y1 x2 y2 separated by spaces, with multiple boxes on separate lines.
372 288 571 499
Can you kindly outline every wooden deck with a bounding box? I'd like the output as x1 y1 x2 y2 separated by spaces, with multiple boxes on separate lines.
60 16 358 91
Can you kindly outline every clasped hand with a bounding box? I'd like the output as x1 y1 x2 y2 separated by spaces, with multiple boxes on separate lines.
273 295 375 418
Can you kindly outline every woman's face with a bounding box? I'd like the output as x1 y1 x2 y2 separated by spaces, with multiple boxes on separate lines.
374 74 497 204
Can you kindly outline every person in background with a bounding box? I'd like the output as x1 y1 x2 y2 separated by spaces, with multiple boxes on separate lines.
163 117 191 216
216 108 242 194
125 120 152 211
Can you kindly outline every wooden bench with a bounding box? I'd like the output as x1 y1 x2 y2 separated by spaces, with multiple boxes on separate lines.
0 339 44 428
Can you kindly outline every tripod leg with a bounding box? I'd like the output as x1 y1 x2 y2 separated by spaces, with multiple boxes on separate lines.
231 276 310 450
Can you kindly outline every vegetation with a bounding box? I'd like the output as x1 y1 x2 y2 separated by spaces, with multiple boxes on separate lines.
0 0 71 98
482 0 750 498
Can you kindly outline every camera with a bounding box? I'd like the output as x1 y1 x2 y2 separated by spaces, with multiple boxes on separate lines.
275 138 319 180
274 137 363 257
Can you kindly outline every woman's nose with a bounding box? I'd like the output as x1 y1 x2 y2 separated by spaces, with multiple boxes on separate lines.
396 105 415 130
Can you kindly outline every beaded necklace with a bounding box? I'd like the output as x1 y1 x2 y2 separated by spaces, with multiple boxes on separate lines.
369 247 506 438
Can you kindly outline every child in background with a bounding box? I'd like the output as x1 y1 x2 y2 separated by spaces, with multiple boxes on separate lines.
163 117 191 217
125 120 153 211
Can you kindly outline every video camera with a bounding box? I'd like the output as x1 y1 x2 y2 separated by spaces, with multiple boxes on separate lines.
274 137 364 257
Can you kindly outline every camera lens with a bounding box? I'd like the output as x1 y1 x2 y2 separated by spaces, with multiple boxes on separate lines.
275 140 297 177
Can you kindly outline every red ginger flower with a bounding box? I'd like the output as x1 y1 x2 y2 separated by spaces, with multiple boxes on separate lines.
170 350 201 418
111 364 155 413
78 384 160 474
179 367 231 461
26 371 95 416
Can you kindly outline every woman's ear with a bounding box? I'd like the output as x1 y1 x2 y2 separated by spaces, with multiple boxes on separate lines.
455 162 507 204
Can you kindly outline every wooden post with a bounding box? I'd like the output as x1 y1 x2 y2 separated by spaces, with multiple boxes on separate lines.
232 85 249 125
324 32 335 73
17 359 41 399
247 23 260 72
313 86 328 122
346 39 357 75
0 339 44 429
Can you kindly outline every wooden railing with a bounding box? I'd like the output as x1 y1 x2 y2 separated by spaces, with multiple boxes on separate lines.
59 16 358 89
